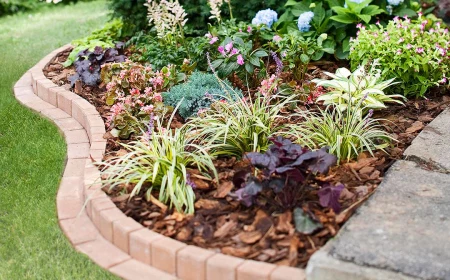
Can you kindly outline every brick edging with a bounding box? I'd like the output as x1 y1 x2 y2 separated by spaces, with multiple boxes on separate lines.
14 45 306 280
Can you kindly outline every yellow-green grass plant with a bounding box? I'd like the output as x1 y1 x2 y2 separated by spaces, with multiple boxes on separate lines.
185 91 296 159
290 104 394 163
100 110 218 214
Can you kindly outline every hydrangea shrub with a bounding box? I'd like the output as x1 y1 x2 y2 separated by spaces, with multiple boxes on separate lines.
349 15 450 97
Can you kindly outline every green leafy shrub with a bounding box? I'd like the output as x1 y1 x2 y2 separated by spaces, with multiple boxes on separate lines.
278 0 424 58
100 112 218 214
64 19 124 67
108 0 148 35
313 63 405 112
290 104 393 162
349 15 450 97
162 72 241 119
186 90 296 158
273 32 334 80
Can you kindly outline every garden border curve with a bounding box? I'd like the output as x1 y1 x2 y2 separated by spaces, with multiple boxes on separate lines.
13 45 306 280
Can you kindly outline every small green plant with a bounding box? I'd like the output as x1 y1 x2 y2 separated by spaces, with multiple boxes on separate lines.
349 15 450 97
273 32 334 80
290 104 393 162
63 19 124 67
162 72 241 119
186 90 295 158
100 111 218 214
210 36 268 81
313 63 405 112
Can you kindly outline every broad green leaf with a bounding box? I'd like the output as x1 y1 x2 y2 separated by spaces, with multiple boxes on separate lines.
300 53 310 63
253 50 268 57
330 14 356 24
249 56 261 67
357 14 371 23
293 208 322 234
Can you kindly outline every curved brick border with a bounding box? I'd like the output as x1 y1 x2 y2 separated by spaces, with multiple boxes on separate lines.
13 45 306 280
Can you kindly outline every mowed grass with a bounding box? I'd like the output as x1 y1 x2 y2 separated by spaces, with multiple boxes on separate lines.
0 2 117 279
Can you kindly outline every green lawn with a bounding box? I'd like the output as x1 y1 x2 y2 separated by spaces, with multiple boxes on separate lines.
0 2 117 279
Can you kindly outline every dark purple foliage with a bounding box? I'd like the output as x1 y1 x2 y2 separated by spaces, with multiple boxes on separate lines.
232 136 338 209
69 43 126 87
318 183 345 213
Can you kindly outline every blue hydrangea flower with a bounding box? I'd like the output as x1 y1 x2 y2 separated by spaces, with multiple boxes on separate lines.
387 0 403 6
297 11 314 32
252 9 278 28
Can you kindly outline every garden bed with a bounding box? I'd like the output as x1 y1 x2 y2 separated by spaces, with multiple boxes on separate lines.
43 47 450 269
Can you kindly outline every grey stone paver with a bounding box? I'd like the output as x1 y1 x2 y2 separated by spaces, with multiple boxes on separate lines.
308 160 450 280
404 108 450 171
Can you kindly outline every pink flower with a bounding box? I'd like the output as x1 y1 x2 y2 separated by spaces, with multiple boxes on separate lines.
398 38 404 43
205 32 213 39
130 88 140 96
230 48 239 56
281 51 287 58
416 48 424 54
209 37 218 44
106 82 116 91
439 48 446 56
273 35 282 43
144 87 152 95
356 23 362 29
406 44 412 49
183 58 190 65
111 103 124 116
153 92 162 102
396 49 402 55
418 11 423 17
237 54 244 65
376 20 380 26
119 70 127 79
247 26 252 33
441 77 447 84
393 16 400 22
218 45 225 55
142 105 154 113
444 29 449 34
225 42 233 53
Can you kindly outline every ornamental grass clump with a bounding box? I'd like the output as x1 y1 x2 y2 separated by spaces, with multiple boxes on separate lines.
313 62 405 112
100 111 218 214
290 103 393 162
186 90 295 159
350 15 450 97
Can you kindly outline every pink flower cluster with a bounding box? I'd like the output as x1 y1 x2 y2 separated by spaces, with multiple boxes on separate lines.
217 41 244 65
259 74 278 96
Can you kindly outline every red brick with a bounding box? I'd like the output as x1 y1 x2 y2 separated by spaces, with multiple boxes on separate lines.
87 126 106 142
40 108 71 121
90 141 106 151
129 229 164 265
57 196 84 220
72 98 95 127
63 159 86 177
57 90 81 115
90 133 107 142
90 149 105 163
14 72 32 88
64 129 89 144
36 79 57 102
206 254 245 280
76 236 130 269
97 208 127 242
152 237 187 275
59 213 99 245
14 86 34 97
177 246 216 280
67 143 90 159
29 101 55 113
109 259 178 280
89 196 116 221
48 87 65 107
270 266 306 280
54 118 83 131
113 217 143 253
236 260 277 280
57 176 83 198
16 93 42 106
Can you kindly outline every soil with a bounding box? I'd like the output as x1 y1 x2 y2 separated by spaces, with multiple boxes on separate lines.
44 47 450 268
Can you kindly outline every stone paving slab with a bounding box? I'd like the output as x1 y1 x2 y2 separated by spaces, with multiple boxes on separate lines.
307 160 450 280
404 108 450 171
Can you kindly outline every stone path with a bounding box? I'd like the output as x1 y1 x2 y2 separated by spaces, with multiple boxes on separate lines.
306 109 450 280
